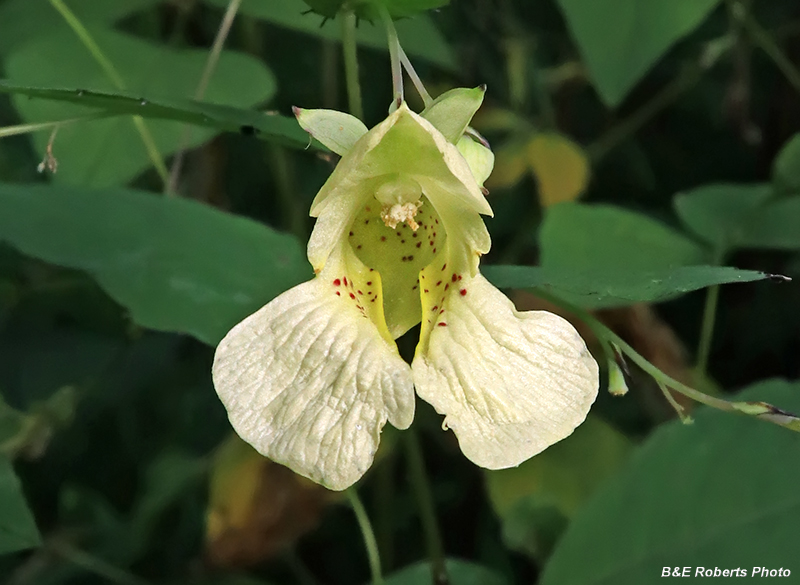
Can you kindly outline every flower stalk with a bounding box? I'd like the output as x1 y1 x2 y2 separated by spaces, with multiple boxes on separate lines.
341 9 365 121
346 488 384 585
405 429 449 585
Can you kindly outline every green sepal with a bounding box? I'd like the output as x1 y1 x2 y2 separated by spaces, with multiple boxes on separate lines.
421 86 486 143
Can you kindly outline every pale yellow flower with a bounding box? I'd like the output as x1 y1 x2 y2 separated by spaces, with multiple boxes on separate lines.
212 88 599 490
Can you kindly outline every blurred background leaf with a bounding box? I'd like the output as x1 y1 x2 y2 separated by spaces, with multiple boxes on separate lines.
5 28 276 186
541 380 800 585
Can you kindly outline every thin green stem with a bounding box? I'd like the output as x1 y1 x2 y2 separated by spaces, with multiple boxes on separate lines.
166 0 242 194
657 381 693 424
0 114 109 139
373 456 396 571
404 429 448 585
378 6 404 108
731 1 800 94
47 0 169 184
52 542 150 585
341 10 364 121
695 282 721 378
399 46 432 107
695 247 725 378
533 289 792 420
346 488 383 585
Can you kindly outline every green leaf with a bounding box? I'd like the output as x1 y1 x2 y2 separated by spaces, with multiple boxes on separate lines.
5 28 276 187
673 183 772 253
0 81 310 150
384 559 509 585
483 265 771 309
541 379 800 585
202 0 456 70
0 0 159 56
0 456 41 554
555 0 721 106
539 202 709 271
773 133 800 194
485 416 632 559
0 183 310 346
744 196 800 250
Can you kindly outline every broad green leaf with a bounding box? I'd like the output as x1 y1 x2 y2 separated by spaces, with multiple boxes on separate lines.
0 82 310 150
0 183 309 346
0 0 159 56
673 183 772 252
384 559 509 585
483 265 771 309
555 0 721 106
485 417 631 559
541 379 800 585
0 456 41 554
203 0 456 70
745 196 800 250
527 133 590 207
773 133 800 194
5 28 276 187
539 203 709 271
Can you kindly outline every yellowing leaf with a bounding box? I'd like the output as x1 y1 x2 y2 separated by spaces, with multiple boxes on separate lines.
206 435 334 567
486 140 529 190
527 133 590 207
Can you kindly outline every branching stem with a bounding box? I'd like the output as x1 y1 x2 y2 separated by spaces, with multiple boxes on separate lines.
48 0 169 185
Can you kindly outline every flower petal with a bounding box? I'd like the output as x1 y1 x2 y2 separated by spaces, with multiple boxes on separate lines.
294 107 368 156
412 273 599 469
213 274 415 491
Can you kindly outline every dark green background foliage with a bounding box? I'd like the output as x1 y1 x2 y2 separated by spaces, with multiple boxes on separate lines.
0 0 799 584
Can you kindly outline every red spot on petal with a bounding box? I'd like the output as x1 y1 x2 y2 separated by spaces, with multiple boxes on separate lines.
336 291 341 296
381 236 386 242
437 322 447 327
424 289 429 293
349 293 356 299
416 242 422 248
457 275 463 281
460 289 467 296
366 281 372 285
451 274 458 282
436 280 442 286
343 277 348 286
444 284 450 291
358 290 363 295
442 264 447 271
333 279 341 286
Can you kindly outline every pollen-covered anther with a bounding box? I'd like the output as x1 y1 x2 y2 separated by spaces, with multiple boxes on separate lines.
374 175 424 230
380 201 422 230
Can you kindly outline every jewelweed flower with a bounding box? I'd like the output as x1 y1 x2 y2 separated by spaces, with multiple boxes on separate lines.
213 88 599 490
